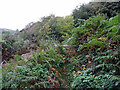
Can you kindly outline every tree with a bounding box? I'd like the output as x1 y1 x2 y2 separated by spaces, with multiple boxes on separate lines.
72 2 119 26
19 15 74 43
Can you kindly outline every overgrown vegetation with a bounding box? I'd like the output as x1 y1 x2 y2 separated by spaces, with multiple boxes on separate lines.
72 2 119 26
1 2 120 89
67 14 120 88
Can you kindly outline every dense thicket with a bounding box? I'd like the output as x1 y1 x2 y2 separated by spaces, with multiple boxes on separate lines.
72 2 120 26
19 15 74 43
2 31 29 61
1 2 120 89
2 14 120 88
2 15 74 61
67 14 120 88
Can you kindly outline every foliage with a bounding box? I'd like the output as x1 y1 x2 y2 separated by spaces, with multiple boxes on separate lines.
0 65 2 89
2 44 67 88
2 31 30 61
68 14 120 88
71 73 120 88
19 15 74 43
72 2 119 26
1 5 120 89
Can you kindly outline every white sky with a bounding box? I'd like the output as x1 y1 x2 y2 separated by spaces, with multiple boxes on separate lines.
0 0 91 30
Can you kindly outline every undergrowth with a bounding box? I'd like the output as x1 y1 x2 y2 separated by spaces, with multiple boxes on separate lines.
2 14 120 89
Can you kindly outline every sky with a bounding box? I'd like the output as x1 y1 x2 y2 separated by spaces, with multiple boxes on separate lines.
0 0 92 30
